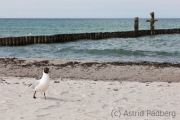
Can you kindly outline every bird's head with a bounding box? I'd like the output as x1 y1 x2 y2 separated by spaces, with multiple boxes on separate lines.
44 67 49 74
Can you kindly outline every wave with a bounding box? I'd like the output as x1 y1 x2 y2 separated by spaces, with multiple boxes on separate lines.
55 47 180 58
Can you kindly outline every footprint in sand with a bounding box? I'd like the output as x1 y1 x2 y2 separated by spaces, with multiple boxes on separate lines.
61 91 69 95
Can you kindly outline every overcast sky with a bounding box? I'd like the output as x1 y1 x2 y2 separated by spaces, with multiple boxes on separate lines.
0 0 179 18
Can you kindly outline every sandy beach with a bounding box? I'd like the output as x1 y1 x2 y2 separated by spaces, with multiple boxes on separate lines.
0 57 180 120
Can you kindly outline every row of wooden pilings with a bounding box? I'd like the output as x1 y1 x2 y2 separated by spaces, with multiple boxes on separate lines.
0 28 180 46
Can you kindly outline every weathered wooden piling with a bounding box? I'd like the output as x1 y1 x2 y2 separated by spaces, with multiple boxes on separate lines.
4 38 7 46
14 37 18 46
58 34 63 42
19 37 23 45
146 12 158 35
2 38 5 46
26 36 31 45
44 36 47 43
53 35 57 43
34 36 37 44
38 36 41 43
0 38 2 46
134 17 139 36
0 38 3 46
45 36 49 43
5 38 8 46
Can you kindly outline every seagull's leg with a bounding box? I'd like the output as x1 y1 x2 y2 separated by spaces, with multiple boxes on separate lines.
33 91 36 99
44 92 46 99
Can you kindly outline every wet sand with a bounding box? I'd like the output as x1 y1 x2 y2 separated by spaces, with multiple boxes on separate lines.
1 57 180 82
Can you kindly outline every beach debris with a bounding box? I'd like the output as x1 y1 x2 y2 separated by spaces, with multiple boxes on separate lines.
113 89 118 91
54 81 60 83
0 78 5 82
167 81 172 83
0 79 11 84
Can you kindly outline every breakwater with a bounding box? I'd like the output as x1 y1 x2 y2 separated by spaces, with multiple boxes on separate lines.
0 29 180 46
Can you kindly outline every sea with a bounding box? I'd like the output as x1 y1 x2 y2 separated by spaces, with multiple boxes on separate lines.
0 18 180 62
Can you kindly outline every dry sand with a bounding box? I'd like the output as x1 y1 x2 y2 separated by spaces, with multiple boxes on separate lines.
0 57 180 120
0 77 179 120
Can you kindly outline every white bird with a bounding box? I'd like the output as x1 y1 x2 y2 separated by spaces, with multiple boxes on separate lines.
30 67 50 99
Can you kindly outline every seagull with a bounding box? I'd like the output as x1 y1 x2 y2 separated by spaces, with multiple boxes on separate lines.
30 67 50 99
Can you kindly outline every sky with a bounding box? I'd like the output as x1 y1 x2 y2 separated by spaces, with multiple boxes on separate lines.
0 0 180 18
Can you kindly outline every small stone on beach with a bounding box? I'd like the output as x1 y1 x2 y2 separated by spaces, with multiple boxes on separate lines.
54 81 60 83
0 78 5 81
113 89 118 91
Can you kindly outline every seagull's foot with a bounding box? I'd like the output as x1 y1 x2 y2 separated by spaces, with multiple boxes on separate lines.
33 96 36 99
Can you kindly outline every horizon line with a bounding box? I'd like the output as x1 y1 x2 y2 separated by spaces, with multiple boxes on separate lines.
0 17 180 19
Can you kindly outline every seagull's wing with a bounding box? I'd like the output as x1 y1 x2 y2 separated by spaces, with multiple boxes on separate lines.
29 80 40 89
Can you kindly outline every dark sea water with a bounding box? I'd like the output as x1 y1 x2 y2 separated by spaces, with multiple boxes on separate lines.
0 18 180 62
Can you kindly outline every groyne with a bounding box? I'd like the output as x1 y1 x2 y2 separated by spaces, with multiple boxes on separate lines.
0 29 180 46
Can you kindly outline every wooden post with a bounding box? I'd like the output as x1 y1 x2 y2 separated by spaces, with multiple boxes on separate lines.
58 34 62 42
41 36 45 43
2 38 5 46
14 37 18 46
14 37 16 46
30 36 34 44
5 38 9 46
134 17 139 36
38 36 41 43
50 35 53 43
146 12 158 35
44 36 47 43
10 38 13 46
0 38 2 46
56 34 60 42
20 37 22 45
0 38 3 46
25 37 29 45
34 36 37 44
23 37 27 45
177 29 180 33
1 38 5 46
12 37 15 46
52 35 56 43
